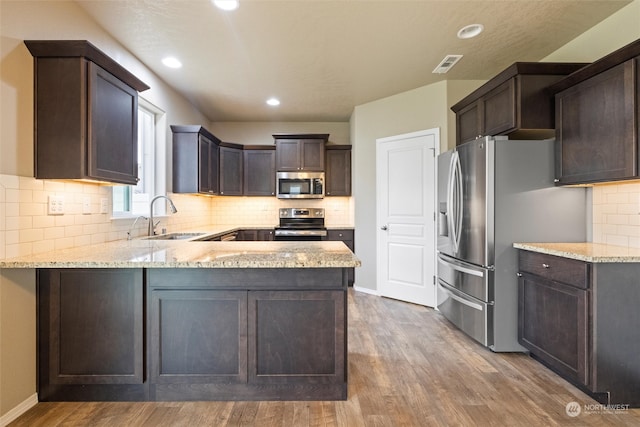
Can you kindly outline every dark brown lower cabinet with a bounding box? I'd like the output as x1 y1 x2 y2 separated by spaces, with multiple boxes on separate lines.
249 290 345 388
37 269 145 401
147 268 347 401
325 229 355 286
38 267 348 402
149 290 248 386
518 250 640 406
518 271 589 385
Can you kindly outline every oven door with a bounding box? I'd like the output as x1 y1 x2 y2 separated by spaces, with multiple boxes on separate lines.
274 228 327 241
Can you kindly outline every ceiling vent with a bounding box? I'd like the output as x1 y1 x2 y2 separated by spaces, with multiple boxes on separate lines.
433 55 463 74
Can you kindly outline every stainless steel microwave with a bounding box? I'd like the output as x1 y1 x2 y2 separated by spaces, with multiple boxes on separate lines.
276 172 324 199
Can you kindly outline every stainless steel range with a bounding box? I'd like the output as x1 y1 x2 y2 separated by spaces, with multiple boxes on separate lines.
274 208 327 240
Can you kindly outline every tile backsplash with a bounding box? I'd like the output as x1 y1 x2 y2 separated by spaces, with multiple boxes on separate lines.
0 174 354 260
592 182 640 248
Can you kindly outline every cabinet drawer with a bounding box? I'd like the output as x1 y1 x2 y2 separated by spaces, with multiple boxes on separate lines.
518 251 589 289
327 229 354 241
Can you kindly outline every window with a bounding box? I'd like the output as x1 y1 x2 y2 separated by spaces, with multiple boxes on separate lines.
112 98 166 217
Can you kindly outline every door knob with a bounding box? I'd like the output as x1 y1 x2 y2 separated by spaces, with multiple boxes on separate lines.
380 225 388 231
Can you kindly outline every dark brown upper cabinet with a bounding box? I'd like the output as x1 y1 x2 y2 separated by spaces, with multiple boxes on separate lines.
451 62 587 146
274 134 328 171
25 40 149 185
171 125 220 195
325 145 351 197
243 146 276 196
549 39 640 185
219 142 244 196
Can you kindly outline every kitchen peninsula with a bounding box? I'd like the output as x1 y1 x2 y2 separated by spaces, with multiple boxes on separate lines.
1 240 360 402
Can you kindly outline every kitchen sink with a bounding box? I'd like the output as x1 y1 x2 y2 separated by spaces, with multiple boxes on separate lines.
145 232 206 240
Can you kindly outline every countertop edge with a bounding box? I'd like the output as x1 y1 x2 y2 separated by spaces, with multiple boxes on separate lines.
514 242 640 263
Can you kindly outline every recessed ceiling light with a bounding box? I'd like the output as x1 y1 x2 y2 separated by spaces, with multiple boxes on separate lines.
162 57 182 69
266 98 280 106
457 24 484 39
213 0 239 11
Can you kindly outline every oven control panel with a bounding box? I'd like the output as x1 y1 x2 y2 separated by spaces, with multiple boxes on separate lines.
279 208 324 218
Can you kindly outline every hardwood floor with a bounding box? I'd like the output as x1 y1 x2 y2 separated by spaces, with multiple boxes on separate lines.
10 289 640 426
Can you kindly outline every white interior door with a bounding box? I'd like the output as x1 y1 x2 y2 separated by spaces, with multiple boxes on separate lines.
376 129 438 307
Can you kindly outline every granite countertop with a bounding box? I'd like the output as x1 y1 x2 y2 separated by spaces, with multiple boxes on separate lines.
0 240 361 269
514 242 640 263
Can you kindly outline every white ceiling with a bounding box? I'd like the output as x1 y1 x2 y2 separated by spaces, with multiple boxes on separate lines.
76 0 631 122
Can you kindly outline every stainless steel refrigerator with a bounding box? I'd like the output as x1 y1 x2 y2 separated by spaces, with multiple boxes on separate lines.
437 136 586 352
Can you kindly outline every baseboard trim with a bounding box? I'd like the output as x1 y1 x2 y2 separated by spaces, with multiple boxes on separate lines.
353 285 379 296
1 393 38 427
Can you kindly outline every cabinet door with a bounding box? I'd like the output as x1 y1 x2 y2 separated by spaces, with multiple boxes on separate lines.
325 148 351 196
220 146 243 195
244 149 276 196
239 229 259 241
38 269 144 386
199 135 213 194
518 272 590 386
300 139 325 171
456 101 481 145
257 229 274 241
482 79 516 137
248 290 346 386
150 290 248 384
555 59 637 184
276 139 325 171
88 62 139 184
275 140 301 171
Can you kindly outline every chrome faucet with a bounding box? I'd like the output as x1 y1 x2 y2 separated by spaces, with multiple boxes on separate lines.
127 215 148 240
148 195 178 236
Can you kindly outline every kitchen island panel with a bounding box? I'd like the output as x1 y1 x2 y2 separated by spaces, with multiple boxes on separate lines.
249 291 346 387
149 290 248 385
146 267 346 290
37 269 146 401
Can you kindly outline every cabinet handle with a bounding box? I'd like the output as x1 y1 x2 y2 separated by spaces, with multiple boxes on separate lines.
554 179 560 183
517 272 523 277
542 263 550 268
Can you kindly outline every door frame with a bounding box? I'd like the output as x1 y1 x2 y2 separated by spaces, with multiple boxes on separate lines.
375 128 440 306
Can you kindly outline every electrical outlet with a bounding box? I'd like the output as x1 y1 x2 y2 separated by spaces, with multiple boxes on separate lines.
100 198 109 214
82 197 91 214
48 195 64 215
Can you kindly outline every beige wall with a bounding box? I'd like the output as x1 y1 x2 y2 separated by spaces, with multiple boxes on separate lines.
541 0 640 63
351 81 449 291
209 122 350 146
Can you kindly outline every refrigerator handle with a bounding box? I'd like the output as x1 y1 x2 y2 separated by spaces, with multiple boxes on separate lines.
438 280 484 311
437 256 484 277
447 152 458 252
453 151 463 252
448 151 463 253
